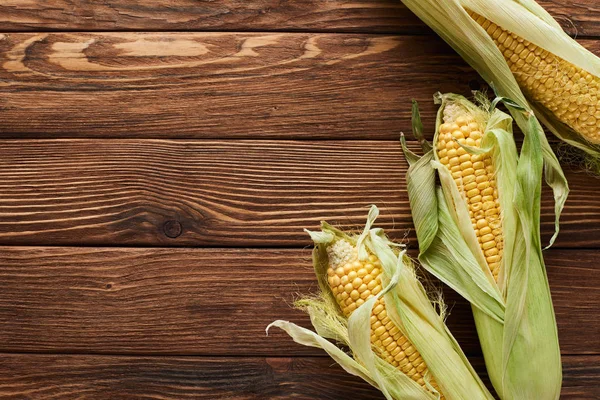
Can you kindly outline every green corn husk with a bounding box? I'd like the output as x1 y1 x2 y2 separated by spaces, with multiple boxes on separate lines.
401 93 563 400
400 0 600 174
268 206 494 400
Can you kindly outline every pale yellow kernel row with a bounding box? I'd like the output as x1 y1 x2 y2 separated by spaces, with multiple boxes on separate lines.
437 114 504 280
469 11 600 144
326 249 440 395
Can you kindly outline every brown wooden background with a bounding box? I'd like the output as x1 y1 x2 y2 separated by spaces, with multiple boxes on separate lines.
0 1 599 398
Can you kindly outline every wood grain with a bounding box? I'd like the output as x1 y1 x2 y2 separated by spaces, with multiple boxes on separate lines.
0 246 597 355
0 0 414 33
0 1 598 37
0 354 597 399
1 33 599 140
0 32 479 140
1 3 598 397
0 139 598 248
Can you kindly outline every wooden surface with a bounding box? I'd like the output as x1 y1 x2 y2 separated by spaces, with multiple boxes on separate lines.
2 32 600 140
0 247 597 356
0 1 599 399
0 32 474 140
0 1 599 37
0 354 597 399
0 140 598 248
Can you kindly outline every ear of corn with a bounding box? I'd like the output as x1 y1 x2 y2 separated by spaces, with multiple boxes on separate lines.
401 0 600 174
269 206 495 400
402 93 562 400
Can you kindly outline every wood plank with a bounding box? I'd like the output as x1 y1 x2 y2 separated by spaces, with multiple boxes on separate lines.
0 139 598 248
0 1 597 37
0 354 596 399
1 33 599 140
0 32 474 140
0 1 415 34
0 246 597 355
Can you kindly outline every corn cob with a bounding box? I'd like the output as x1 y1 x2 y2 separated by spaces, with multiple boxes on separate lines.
325 239 440 394
436 106 503 280
469 11 600 145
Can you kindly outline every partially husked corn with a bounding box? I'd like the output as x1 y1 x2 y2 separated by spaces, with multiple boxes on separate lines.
470 11 600 145
436 110 504 280
325 239 440 394
272 206 498 400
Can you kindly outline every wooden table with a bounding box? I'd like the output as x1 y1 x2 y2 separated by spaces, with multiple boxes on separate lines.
0 1 598 398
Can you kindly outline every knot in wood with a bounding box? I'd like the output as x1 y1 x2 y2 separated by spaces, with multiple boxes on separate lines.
163 220 182 239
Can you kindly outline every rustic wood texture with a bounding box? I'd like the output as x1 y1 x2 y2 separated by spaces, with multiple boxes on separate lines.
0 354 596 399
0 32 475 140
0 139 598 248
0 246 596 355
0 1 598 37
0 0 414 33
1 2 599 398
1 33 599 140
